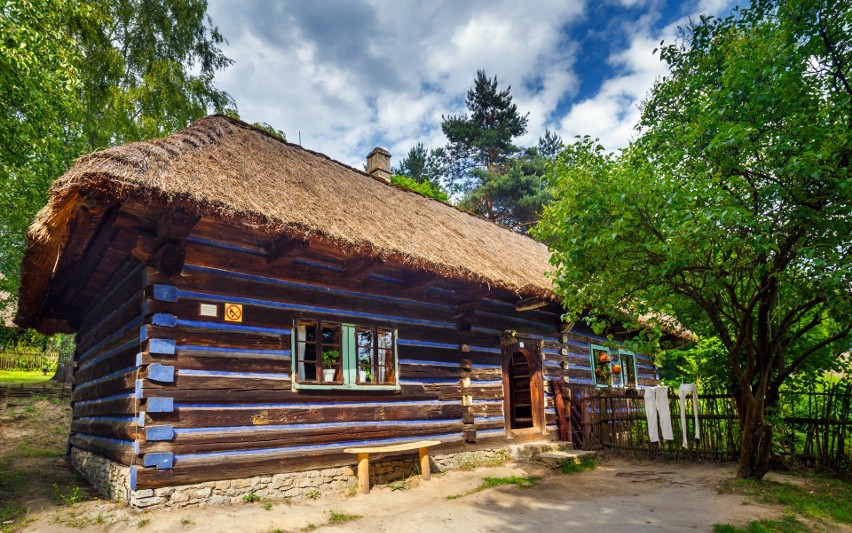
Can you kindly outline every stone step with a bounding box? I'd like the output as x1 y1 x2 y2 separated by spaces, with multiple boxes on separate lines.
534 450 598 469
507 441 574 461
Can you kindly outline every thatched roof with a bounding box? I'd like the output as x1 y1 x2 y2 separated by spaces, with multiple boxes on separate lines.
17 115 557 329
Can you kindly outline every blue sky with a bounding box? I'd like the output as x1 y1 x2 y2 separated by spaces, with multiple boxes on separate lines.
207 0 736 168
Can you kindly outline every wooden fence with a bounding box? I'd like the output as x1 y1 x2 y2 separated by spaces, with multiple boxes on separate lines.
0 351 60 372
575 382 851 474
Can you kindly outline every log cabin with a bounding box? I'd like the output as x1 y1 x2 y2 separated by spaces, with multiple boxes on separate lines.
15 115 667 506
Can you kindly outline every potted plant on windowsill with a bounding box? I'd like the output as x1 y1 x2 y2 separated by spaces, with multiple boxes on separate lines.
322 349 340 382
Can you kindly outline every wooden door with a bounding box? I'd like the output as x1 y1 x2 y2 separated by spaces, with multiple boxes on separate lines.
500 337 545 435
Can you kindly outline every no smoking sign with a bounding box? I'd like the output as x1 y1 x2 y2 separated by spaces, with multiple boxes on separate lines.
224 303 243 323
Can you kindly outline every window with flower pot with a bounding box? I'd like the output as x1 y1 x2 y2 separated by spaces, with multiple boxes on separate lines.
590 344 614 387
293 319 398 390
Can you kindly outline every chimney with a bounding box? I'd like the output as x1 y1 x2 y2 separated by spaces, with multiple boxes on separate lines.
366 147 391 184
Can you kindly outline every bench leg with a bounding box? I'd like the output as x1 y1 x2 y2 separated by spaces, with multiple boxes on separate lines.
357 453 370 494
419 447 431 481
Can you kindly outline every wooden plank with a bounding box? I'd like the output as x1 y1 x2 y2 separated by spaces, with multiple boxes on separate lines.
75 344 140 385
343 439 441 454
71 419 138 441
72 371 137 402
137 351 290 375
70 436 134 466
144 403 467 428
140 421 462 454
142 374 290 391
72 396 137 418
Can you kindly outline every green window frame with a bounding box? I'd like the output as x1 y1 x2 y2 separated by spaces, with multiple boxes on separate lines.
617 349 638 388
590 344 613 388
292 319 400 391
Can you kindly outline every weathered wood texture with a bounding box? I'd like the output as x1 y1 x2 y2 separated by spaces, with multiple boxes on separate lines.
69 263 147 464
64 206 661 489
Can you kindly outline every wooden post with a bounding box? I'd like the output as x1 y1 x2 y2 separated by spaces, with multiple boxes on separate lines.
419 447 431 481
357 453 370 494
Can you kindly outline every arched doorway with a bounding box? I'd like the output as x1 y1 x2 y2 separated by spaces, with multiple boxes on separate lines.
500 336 545 435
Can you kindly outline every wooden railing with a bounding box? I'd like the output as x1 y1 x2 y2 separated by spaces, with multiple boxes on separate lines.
0 351 59 372
575 381 852 475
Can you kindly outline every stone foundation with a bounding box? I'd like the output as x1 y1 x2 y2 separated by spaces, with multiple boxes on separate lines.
70 448 132 502
70 442 564 509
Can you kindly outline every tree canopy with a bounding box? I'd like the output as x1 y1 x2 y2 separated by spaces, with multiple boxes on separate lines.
0 0 234 312
534 0 851 479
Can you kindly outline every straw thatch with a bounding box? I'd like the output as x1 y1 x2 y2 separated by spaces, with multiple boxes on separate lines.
17 115 557 329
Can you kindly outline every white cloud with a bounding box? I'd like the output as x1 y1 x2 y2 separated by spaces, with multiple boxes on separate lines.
207 0 736 165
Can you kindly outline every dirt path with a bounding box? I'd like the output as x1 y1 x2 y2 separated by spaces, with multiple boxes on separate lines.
19 458 783 533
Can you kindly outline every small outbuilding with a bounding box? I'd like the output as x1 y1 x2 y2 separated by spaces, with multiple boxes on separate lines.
16 115 663 506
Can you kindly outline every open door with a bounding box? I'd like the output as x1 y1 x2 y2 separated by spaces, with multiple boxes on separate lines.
500 335 545 436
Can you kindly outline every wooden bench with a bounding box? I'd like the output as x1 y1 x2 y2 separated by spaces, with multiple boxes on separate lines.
343 440 441 494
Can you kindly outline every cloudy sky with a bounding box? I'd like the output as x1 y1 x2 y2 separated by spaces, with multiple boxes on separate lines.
207 0 735 168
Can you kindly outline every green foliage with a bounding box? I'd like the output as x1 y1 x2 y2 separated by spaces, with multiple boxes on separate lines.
0 0 234 314
252 122 287 142
328 510 362 524
0 370 52 384
442 70 528 177
713 515 808 533
394 142 444 186
535 0 851 478
446 475 542 500
321 349 340 365
718 475 852 526
390 174 449 203
559 455 598 475
51 483 88 505
242 491 260 503
457 146 554 232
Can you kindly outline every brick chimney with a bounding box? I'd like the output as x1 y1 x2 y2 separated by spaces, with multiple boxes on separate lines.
366 147 391 184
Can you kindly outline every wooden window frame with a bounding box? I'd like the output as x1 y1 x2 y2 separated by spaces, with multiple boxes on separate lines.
617 349 639 388
292 319 400 391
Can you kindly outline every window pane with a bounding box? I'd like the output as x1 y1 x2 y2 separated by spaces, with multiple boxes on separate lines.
377 329 393 349
356 327 373 347
322 324 340 346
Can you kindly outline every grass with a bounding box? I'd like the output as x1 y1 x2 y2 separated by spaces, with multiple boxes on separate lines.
446 475 542 500
713 514 809 532
559 455 598 475
242 491 260 503
328 510 362 524
0 503 26 533
0 370 52 384
0 392 79 531
715 474 852 532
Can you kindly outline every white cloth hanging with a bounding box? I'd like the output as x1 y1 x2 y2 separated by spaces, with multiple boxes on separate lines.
678 383 700 448
644 385 674 443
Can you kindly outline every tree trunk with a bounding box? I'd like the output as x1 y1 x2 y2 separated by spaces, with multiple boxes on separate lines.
735 392 773 479
50 334 75 384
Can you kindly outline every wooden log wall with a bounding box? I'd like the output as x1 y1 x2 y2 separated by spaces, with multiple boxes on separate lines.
69 261 147 468
64 204 662 490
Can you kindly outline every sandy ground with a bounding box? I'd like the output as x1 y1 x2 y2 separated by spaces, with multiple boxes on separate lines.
17 457 786 533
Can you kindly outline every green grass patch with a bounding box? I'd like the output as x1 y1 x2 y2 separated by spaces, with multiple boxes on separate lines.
718 474 852 527
560 455 598 475
0 370 52 384
446 475 542 500
713 514 808 533
328 510 362 524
